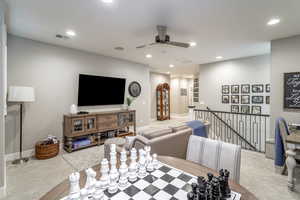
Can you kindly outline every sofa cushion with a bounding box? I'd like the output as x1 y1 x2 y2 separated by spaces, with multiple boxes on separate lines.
169 124 190 132
140 128 172 139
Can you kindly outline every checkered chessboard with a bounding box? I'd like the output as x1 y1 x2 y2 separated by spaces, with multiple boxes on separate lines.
62 162 241 200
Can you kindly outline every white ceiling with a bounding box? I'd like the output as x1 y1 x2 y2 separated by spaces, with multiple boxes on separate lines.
4 0 300 74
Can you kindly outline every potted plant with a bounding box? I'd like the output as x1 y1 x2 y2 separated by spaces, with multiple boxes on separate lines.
125 96 135 110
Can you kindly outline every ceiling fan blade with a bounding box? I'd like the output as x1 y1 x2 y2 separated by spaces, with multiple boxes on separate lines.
136 45 147 49
167 41 190 48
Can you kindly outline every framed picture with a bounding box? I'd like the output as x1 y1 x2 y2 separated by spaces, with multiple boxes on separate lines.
252 96 264 104
252 84 264 93
231 85 239 94
231 95 239 104
241 95 250 104
266 84 270 93
180 88 187 96
231 105 239 113
241 84 250 94
222 95 229 104
222 85 230 94
241 105 250 114
284 72 300 109
266 96 270 104
252 106 261 115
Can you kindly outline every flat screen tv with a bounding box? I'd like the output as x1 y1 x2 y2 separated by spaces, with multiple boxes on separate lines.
78 74 126 106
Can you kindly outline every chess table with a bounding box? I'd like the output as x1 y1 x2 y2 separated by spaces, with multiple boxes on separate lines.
40 156 257 200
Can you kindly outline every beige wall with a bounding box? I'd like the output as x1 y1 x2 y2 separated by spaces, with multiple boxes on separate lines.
270 35 300 137
149 72 170 119
6 35 151 154
0 4 6 194
171 77 193 114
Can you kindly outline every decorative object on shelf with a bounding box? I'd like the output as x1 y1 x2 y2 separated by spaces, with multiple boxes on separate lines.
284 72 300 109
126 96 135 110
241 84 250 94
193 78 199 103
156 83 170 120
128 81 141 97
222 85 230 94
241 95 250 104
222 95 229 104
252 84 264 93
241 105 250 114
266 96 270 104
231 85 239 94
231 105 239 113
8 86 35 164
252 96 264 104
35 135 59 160
231 95 239 104
265 84 270 93
70 104 78 114
252 106 261 115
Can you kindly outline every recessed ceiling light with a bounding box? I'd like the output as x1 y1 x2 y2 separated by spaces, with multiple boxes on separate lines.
216 56 223 59
169 64 174 68
167 72 170 74
145 54 152 58
66 30 76 37
267 18 280 26
189 42 197 47
102 0 113 3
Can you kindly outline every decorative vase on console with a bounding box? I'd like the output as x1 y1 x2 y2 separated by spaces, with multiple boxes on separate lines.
70 104 78 114
125 97 135 110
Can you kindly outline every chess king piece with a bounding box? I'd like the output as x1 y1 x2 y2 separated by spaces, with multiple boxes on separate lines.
144 146 152 166
128 148 138 182
108 144 119 194
146 156 154 172
80 188 89 200
223 169 231 198
85 168 96 196
152 153 159 169
68 172 81 200
118 149 129 187
99 158 110 189
138 149 147 178
93 181 104 200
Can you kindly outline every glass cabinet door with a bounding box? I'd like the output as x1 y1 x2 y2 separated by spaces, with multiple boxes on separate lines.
85 116 97 132
72 118 85 133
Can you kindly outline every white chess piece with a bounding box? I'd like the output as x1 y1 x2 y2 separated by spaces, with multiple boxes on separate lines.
144 146 152 166
68 172 81 200
128 148 138 182
146 157 154 172
80 188 89 200
152 153 159 169
138 149 147 178
118 149 129 187
99 158 110 189
93 181 104 200
85 168 96 196
108 144 119 194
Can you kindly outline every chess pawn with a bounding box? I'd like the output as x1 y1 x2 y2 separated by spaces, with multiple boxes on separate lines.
85 168 96 196
99 158 110 189
119 150 129 187
144 146 152 166
152 153 159 169
93 181 104 200
68 172 80 200
146 157 154 172
138 149 147 178
128 148 138 182
80 188 89 200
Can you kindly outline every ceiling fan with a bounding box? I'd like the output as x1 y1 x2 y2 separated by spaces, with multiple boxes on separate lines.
136 25 191 49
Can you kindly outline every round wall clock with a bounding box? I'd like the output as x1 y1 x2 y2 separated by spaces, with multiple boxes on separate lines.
128 81 141 97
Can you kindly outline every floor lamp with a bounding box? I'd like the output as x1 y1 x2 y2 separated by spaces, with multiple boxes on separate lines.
8 86 35 164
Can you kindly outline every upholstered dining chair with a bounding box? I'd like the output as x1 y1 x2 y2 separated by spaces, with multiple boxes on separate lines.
186 135 241 183
277 118 300 175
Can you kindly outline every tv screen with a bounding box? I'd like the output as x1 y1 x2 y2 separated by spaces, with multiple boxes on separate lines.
78 74 126 106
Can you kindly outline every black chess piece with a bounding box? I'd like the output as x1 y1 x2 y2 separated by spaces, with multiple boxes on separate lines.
218 175 226 200
187 191 195 200
223 170 231 198
207 173 214 182
211 177 221 200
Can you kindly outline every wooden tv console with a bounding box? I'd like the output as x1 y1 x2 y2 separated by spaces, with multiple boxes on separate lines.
63 110 136 152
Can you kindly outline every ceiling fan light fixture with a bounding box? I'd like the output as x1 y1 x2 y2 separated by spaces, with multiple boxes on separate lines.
267 18 280 26
66 30 76 37
216 56 223 59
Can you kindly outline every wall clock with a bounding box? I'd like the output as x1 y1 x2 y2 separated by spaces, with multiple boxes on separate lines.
128 81 141 97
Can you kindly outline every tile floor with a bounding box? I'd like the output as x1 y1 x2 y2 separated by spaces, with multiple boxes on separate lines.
1 116 300 200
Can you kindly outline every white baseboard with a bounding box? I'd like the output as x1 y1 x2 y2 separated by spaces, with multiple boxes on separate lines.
5 148 35 162
0 185 6 198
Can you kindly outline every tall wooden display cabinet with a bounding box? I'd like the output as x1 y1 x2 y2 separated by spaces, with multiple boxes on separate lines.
156 83 170 120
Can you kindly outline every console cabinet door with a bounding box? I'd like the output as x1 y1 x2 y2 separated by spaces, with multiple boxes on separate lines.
71 117 85 134
85 116 97 133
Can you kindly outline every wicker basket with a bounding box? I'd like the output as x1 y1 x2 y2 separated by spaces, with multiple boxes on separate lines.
35 141 59 160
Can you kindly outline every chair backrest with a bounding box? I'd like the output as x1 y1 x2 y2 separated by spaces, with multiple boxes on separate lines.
186 135 241 183
278 119 289 153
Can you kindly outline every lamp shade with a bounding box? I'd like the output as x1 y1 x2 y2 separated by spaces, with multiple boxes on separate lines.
8 86 35 102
